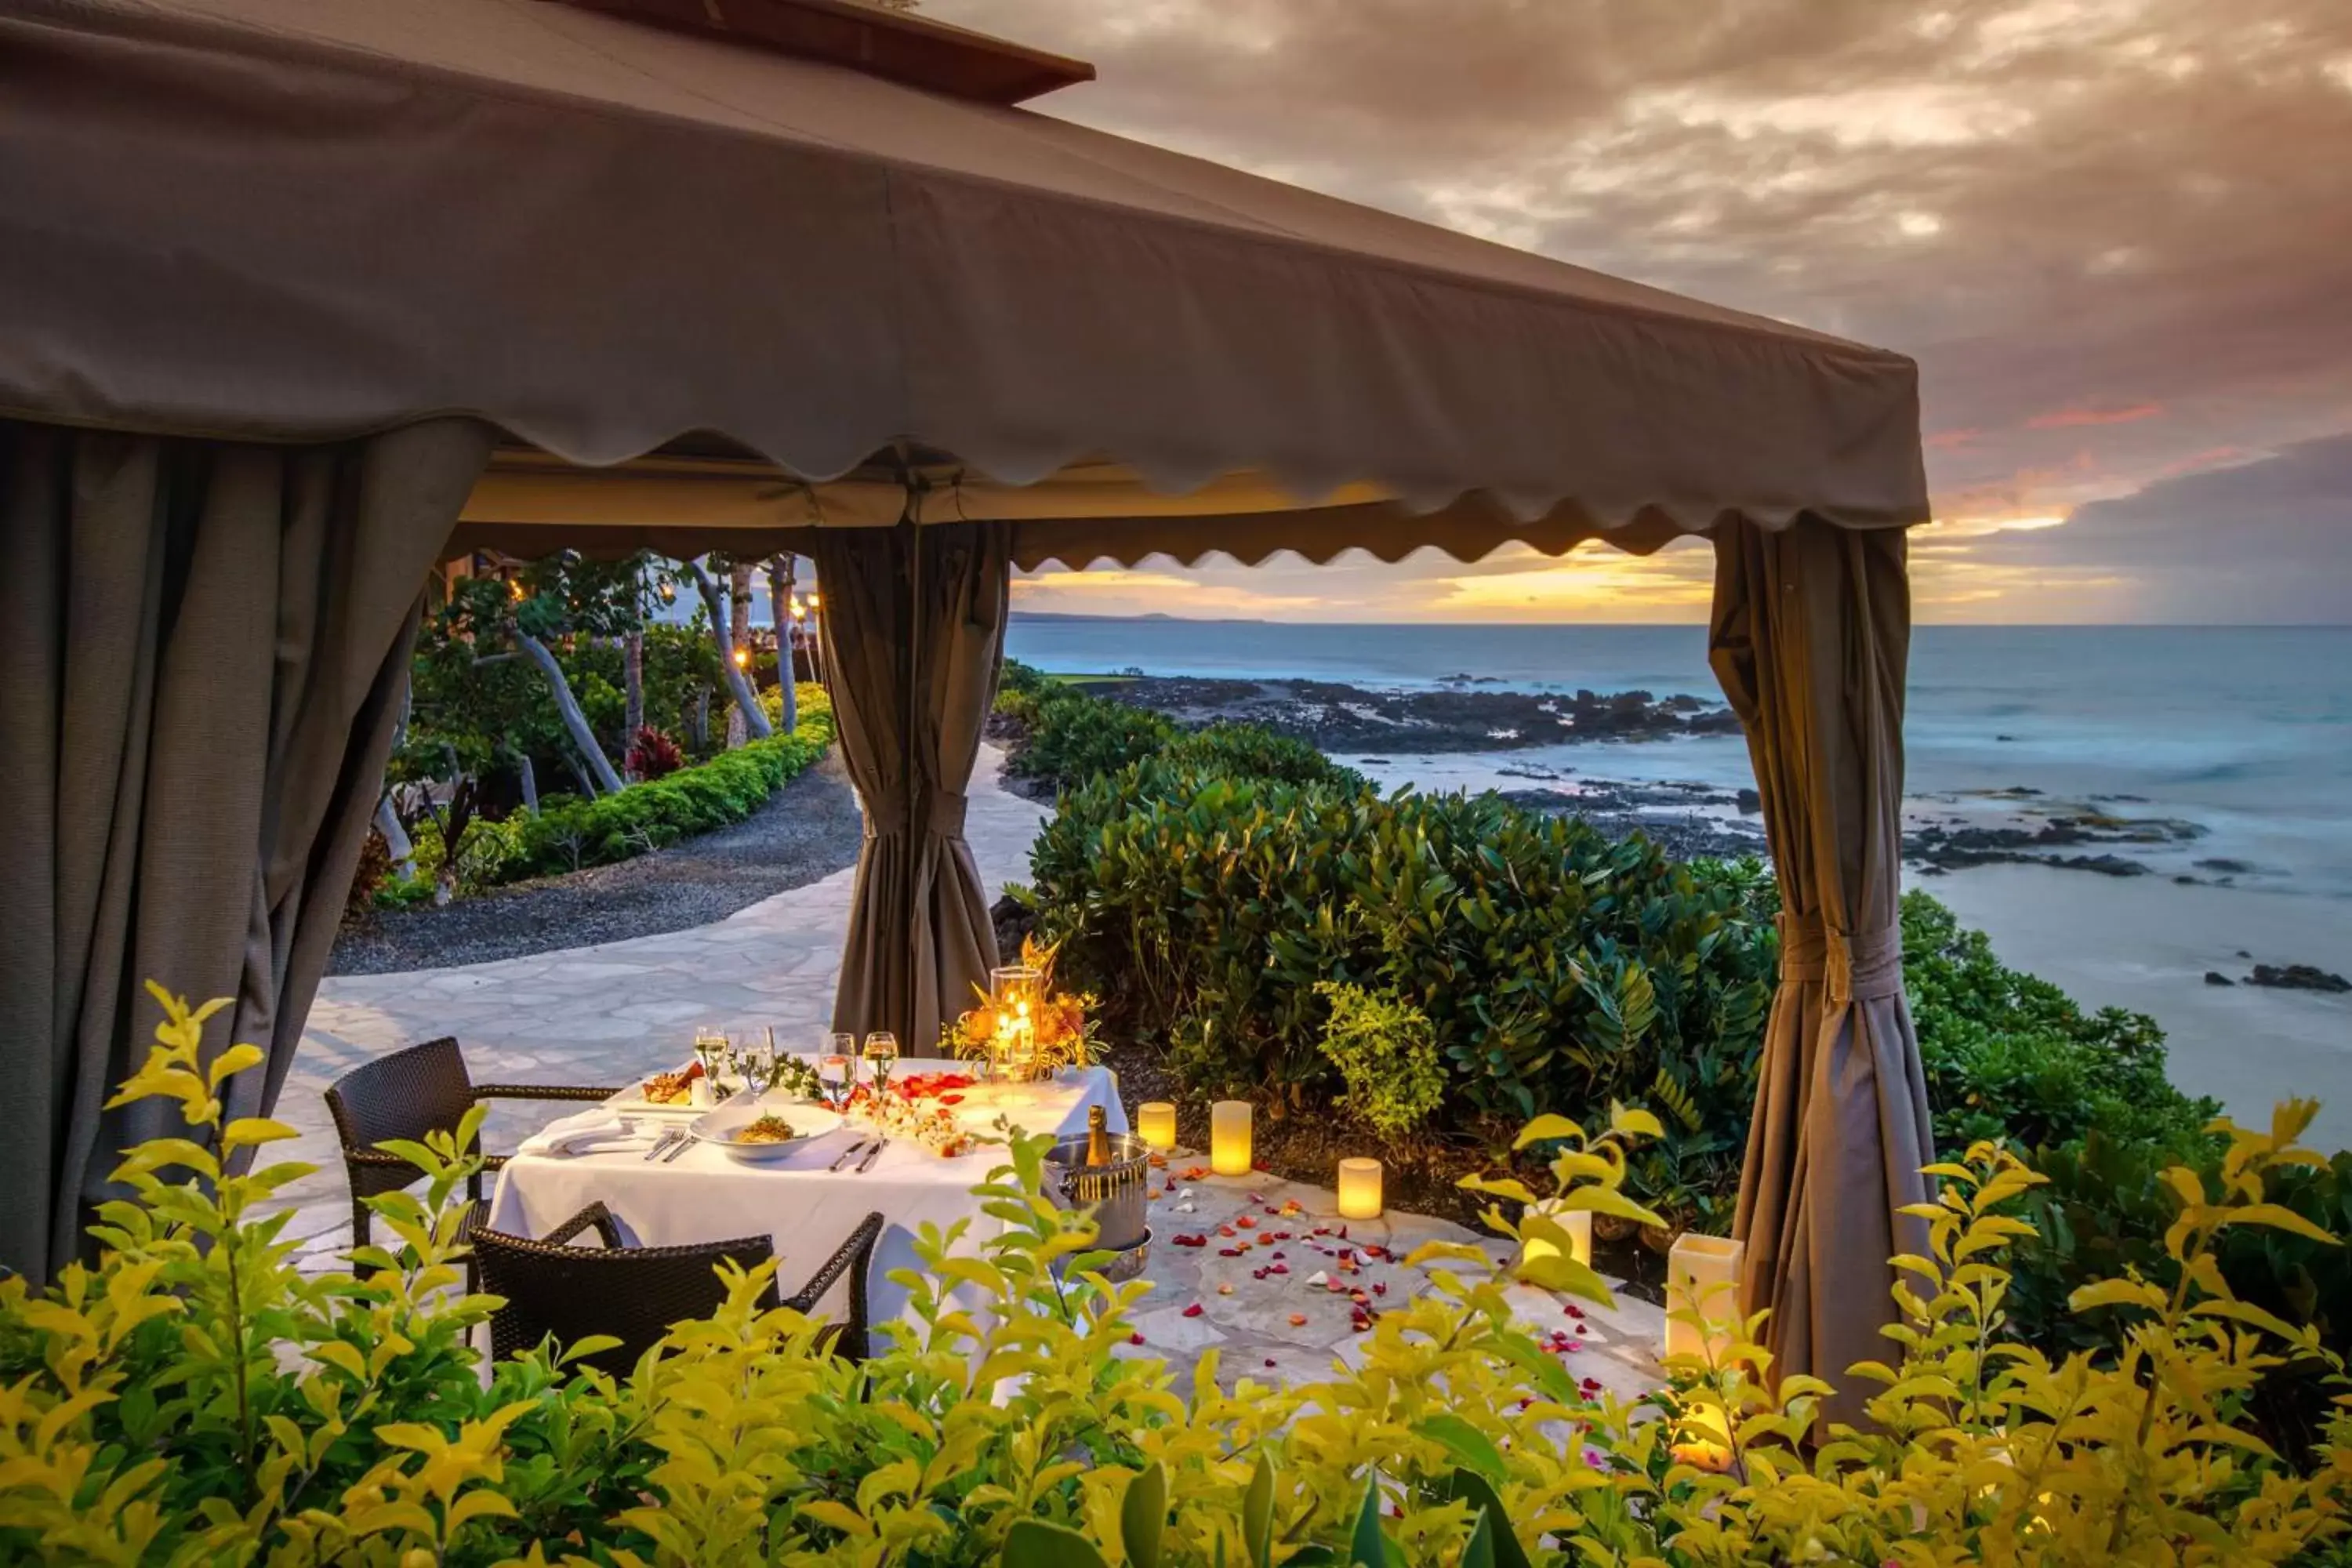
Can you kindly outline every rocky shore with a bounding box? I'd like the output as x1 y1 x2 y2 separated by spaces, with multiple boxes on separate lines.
1100 675 1739 754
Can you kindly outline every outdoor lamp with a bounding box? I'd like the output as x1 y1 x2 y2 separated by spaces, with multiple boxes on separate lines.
1336 1157 1383 1219
789 599 807 620
807 592 821 609
1663 1233 1745 1363
659 580 677 603
1138 1102 1178 1150
1520 1202 1592 1268
1210 1100 1252 1176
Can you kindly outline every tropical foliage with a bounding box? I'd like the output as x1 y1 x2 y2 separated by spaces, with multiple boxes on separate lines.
4 992 2347 1565
382 684 832 900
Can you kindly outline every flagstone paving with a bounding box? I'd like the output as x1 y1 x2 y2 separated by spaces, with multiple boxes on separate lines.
263 744 1664 1394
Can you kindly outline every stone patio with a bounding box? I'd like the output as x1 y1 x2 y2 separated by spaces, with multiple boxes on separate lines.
265 743 1663 1395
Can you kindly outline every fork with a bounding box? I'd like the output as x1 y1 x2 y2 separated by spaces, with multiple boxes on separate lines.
828 1137 870 1173
642 1128 681 1161
853 1137 887 1174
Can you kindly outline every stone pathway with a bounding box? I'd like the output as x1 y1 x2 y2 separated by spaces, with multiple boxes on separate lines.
267 744 1664 1393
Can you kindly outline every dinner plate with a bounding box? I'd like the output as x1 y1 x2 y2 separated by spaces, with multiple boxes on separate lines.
689 1102 845 1164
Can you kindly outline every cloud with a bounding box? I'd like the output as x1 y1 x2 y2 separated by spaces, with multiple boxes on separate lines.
1011 567 1321 616
2027 402 2166 430
927 0 2352 621
1965 432 2352 621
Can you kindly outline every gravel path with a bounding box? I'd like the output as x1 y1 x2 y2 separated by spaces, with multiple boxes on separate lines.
328 751 866 975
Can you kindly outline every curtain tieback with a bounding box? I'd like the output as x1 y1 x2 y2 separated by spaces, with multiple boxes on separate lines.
862 789 970 840
1825 921 1904 1005
1777 912 1828 982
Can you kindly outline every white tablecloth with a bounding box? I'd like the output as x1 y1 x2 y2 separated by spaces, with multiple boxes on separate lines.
485 1060 1128 1334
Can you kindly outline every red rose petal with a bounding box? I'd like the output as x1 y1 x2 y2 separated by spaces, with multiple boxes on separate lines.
1129 1332 1145 1346
1182 1303 1204 1318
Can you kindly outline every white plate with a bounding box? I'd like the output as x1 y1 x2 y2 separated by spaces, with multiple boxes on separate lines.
689 1102 845 1163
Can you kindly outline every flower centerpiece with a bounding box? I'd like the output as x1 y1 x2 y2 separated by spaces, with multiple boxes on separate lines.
942 934 1102 1083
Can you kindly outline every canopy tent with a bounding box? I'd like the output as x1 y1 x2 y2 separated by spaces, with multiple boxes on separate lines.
0 0 1933 1423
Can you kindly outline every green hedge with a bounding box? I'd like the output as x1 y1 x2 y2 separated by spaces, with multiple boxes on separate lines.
388 684 833 899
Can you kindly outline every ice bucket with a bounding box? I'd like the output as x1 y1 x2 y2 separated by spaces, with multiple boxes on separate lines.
1042 1131 1153 1282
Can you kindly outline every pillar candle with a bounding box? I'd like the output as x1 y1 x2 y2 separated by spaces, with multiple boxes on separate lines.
1663 1233 1745 1362
1138 1102 1178 1150
1210 1100 1252 1176
1520 1202 1592 1267
1336 1157 1383 1219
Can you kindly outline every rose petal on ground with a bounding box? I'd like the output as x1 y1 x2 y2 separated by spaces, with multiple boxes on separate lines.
1182 1303 1204 1318
1288 1313 1308 1327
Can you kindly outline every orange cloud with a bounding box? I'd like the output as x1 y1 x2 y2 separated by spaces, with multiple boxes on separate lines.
1924 427 1982 451
2025 401 2165 430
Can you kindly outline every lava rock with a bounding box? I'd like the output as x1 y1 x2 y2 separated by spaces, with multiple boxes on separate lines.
2246 964 2352 994
2205 971 2235 986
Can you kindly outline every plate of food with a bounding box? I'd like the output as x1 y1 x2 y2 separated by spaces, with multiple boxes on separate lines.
606 1062 717 1116
689 1102 844 1164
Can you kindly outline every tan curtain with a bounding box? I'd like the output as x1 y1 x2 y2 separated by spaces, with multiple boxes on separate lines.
815 521 1010 1050
1708 514 1934 1428
0 416 493 1282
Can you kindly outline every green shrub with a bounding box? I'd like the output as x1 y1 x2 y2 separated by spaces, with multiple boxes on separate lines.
1315 980 1445 1138
6 993 2346 1565
1165 722 1366 791
1007 691 1178 795
1029 758 1777 1224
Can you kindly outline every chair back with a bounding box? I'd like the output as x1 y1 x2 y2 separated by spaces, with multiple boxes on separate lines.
324 1037 476 1199
474 1221 778 1378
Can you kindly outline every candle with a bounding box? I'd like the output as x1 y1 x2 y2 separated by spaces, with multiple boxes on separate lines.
1519 1202 1592 1267
1668 1403 1735 1471
1138 1102 1178 1150
1663 1233 1745 1362
1210 1100 1252 1176
1336 1157 1382 1219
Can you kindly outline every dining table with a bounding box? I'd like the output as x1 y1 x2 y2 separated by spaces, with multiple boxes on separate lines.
484 1058 1131 1341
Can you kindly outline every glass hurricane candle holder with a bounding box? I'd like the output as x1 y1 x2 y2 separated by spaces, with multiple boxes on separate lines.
988 964 1047 1082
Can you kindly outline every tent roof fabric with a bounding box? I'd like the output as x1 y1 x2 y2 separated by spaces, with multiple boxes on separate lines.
550 0 1097 106
0 0 1929 562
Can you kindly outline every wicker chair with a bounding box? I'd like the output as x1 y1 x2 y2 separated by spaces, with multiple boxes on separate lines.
322 1036 620 1260
474 1203 885 1377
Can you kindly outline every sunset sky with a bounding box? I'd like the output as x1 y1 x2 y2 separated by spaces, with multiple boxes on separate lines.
926 0 2352 623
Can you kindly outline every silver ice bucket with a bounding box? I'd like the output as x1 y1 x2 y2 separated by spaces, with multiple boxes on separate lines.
1043 1131 1153 1283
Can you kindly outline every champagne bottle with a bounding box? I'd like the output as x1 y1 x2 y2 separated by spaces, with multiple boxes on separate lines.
1084 1102 1112 1167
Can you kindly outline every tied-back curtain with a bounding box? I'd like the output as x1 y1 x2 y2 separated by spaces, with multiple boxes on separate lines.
0 416 494 1283
1708 513 1934 1428
815 521 1011 1051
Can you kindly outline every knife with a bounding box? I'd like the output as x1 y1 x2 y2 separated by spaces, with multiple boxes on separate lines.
854 1138 887 1174
642 1128 681 1161
660 1131 695 1163
828 1138 869 1173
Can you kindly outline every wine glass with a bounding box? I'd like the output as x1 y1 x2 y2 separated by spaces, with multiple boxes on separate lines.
821 1032 858 1113
746 1027 778 1099
862 1031 900 1094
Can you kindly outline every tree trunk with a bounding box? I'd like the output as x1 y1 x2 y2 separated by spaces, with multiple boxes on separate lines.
564 749 602 799
766 555 799 734
683 557 774 740
517 753 540 815
727 561 753 748
623 627 645 778
374 794 415 878
517 630 626 793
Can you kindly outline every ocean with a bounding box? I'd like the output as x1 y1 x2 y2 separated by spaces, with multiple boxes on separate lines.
1004 619 2352 1141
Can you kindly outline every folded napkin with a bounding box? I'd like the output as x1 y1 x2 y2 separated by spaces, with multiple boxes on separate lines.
519 1109 655 1158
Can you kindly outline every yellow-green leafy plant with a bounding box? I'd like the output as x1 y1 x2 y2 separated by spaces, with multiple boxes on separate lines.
2 988 2347 1566
1314 981 1446 1140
